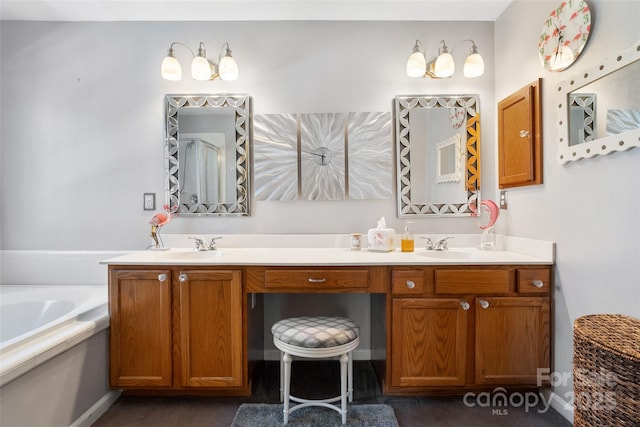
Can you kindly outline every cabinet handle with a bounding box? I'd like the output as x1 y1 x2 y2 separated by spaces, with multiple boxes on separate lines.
179 273 188 282
531 279 544 288
479 300 490 309
157 273 167 282
308 278 327 283
460 301 470 311
406 280 416 289
519 130 530 138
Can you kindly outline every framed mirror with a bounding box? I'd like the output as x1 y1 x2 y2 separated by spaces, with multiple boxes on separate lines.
556 40 640 164
165 94 250 216
395 95 481 217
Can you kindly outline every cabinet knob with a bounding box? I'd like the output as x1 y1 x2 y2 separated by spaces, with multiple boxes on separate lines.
157 273 167 282
531 279 544 288
479 300 490 309
179 273 188 282
459 301 470 311
308 278 327 283
519 130 530 138
406 280 416 289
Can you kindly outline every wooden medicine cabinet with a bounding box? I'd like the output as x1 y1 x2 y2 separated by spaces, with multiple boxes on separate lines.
498 79 542 188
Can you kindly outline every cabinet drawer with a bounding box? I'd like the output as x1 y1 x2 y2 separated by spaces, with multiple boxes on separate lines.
392 270 426 295
517 269 551 294
435 269 512 294
264 269 369 290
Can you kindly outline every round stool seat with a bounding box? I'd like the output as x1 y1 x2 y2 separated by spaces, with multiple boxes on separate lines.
272 316 360 349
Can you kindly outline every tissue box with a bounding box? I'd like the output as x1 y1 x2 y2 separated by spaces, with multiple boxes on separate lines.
367 228 396 252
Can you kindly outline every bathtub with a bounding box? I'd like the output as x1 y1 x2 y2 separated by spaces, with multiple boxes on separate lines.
0 285 118 427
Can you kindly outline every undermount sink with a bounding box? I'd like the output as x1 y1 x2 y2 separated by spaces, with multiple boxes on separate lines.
161 250 224 260
417 250 476 260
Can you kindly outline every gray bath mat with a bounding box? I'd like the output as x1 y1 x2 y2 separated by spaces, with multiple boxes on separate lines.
230 403 399 427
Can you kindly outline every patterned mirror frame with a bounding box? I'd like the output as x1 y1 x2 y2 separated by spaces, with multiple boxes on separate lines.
395 94 481 217
165 94 250 216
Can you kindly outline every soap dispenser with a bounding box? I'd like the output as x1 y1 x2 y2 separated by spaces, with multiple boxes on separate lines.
401 221 414 252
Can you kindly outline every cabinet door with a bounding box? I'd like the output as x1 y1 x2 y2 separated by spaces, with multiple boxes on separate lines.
178 270 243 388
109 269 172 387
391 298 469 387
498 79 542 188
475 297 550 385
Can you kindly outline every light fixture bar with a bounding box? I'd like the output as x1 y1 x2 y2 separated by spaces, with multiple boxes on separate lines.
161 41 239 81
406 38 484 79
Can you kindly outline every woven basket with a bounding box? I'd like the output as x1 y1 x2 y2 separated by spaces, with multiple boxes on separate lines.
573 314 640 426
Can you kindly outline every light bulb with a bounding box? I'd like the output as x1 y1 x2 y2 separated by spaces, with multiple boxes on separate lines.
161 54 181 81
219 54 239 81
406 51 427 77
463 52 484 78
191 55 212 80
434 52 455 78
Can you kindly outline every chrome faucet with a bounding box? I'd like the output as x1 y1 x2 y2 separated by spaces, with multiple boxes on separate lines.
423 236 454 251
189 236 222 251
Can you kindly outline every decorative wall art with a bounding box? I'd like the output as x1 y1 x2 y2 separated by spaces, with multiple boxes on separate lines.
253 111 392 201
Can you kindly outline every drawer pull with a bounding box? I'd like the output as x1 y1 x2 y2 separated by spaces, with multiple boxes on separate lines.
157 273 167 282
460 301 470 311
308 278 327 283
531 279 544 288
179 273 188 283
479 300 490 309
406 280 416 289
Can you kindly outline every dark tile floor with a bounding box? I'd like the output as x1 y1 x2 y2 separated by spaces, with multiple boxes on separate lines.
92 361 572 427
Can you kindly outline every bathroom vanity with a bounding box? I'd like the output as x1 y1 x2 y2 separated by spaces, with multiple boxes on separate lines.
104 243 553 397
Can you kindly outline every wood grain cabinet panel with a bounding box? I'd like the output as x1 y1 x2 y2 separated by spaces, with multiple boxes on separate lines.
475 297 550 385
109 269 173 387
391 298 468 387
498 79 542 188
178 270 243 388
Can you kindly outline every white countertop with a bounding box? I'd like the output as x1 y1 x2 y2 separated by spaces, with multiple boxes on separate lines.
101 246 552 266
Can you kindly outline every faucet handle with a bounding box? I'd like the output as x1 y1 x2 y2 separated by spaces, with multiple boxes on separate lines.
188 236 206 250
437 236 454 250
420 236 435 250
208 236 223 250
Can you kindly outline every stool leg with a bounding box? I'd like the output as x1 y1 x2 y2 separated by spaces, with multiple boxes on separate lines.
347 351 354 403
282 352 292 425
279 351 284 402
339 353 348 425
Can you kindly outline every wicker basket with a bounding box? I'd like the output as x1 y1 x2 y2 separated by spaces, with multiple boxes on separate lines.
573 314 640 426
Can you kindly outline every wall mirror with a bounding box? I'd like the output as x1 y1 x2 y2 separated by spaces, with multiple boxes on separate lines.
557 40 640 164
165 94 250 216
395 95 480 217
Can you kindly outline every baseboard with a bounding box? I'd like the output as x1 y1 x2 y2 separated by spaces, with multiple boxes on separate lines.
263 349 371 361
70 389 121 427
541 389 574 424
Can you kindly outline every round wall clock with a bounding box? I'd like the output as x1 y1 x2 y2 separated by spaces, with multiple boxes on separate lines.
538 0 591 71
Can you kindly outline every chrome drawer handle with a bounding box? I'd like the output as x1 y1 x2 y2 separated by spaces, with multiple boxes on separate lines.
157 273 167 282
479 300 490 309
519 130 530 138
179 273 188 282
308 278 327 283
531 280 544 288
460 301 470 311
406 280 416 289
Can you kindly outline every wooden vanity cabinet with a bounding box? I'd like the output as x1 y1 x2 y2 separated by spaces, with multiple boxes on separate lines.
108 266 247 394
388 266 551 394
109 269 173 387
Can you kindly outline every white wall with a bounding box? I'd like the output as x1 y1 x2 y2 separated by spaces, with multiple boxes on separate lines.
1 20 495 251
495 0 640 405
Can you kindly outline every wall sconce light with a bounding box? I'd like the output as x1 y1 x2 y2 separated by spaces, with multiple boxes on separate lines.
161 41 238 81
406 39 484 79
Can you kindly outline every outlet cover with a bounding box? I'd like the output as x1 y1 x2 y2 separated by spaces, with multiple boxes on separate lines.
499 191 508 209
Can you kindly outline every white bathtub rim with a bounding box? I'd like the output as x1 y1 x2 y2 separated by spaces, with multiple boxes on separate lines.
0 286 109 387
0 285 107 352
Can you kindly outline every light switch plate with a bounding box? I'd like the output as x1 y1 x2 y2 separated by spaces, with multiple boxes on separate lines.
499 191 508 209
143 193 156 211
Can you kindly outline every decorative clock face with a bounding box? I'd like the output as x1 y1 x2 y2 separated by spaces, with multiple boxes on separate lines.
538 0 591 71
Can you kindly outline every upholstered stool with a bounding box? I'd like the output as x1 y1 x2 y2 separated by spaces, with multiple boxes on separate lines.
271 316 360 425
